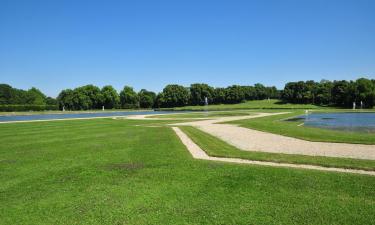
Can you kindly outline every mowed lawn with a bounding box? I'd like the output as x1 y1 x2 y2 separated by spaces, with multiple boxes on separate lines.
0 119 374 225
228 110 375 145
169 99 323 110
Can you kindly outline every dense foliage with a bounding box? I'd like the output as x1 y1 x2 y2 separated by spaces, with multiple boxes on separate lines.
0 84 49 105
119 86 139 109
0 84 57 111
1 77 374 111
281 78 375 108
138 89 156 108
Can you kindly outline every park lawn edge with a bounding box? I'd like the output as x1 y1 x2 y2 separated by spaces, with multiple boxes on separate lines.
179 126 375 171
225 110 375 145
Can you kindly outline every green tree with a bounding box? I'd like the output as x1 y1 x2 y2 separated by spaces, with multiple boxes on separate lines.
225 85 245 103
138 89 156 108
213 88 226 104
331 80 351 107
0 84 14 104
120 86 139 108
189 83 214 105
154 92 165 108
315 80 333 105
101 85 120 109
160 84 189 107
45 97 58 106
76 85 102 109
356 78 375 108
242 86 256 100
25 87 46 105
254 83 268 100
266 86 280 99
57 89 75 110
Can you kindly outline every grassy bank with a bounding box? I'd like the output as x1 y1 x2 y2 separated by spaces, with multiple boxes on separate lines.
1 119 374 224
150 111 253 118
180 126 375 171
227 110 375 145
0 109 155 116
167 99 324 111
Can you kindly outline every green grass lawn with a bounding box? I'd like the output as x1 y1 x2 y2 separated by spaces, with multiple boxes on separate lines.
168 99 324 111
1 119 375 224
180 126 375 171
0 109 154 116
150 111 253 118
227 110 375 145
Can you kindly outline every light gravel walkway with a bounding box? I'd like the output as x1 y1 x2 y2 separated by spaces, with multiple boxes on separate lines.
172 113 375 160
172 127 375 176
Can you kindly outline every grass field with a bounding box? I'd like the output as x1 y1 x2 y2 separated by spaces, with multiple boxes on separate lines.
169 99 324 111
180 126 375 171
226 110 375 145
0 109 154 116
1 118 375 224
150 111 253 118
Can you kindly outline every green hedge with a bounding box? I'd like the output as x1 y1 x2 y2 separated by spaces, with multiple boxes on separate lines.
0 105 59 112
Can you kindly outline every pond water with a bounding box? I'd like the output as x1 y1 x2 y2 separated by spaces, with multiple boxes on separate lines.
287 112 375 133
0 111 183 122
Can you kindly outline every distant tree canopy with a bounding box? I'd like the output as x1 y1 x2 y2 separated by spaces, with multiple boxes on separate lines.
281 78 375 108
189 83 214 105
157 84 190 108
120 86 139 109
0 84 53 105
101 85 120 109
2 77 374 111
138 89 156 108
57 85 102 110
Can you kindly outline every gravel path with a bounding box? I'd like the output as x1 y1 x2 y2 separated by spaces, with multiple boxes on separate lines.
172 113 375 160
172 127 375 176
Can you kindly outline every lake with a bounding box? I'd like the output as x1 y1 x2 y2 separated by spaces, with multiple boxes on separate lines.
0 111 182 122
287 112 375 133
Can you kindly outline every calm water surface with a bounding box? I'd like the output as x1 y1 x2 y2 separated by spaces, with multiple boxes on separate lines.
288 112 375 133
0 111 183 122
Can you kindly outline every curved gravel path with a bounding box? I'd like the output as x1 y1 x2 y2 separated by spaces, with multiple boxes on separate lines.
171 113 375 160
172 127 375 176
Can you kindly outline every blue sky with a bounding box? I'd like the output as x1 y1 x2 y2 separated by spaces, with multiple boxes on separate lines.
1 0 374 97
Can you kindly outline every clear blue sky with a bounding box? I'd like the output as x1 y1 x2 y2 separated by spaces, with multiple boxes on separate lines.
1 0 374 97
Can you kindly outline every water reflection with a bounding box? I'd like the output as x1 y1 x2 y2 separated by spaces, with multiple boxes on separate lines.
286 112 375 133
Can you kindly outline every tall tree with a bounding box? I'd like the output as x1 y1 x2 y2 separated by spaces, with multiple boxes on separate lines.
160 84 190 107
315 80 333 105
0 84 14 104
189 83 214 105
138 89 156 108
213 88 226 104
57 89 75 110
224 85 245 104
356 78 375 108
254 83 267 100
120 86 139 108
331 80 351 107
76 85 102 109
25 87 46 105
101 85 120 109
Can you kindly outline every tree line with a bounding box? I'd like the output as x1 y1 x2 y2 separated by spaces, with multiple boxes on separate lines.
1 77 374 111
56 83 279 110
0 84 57 105
281 78 375 108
